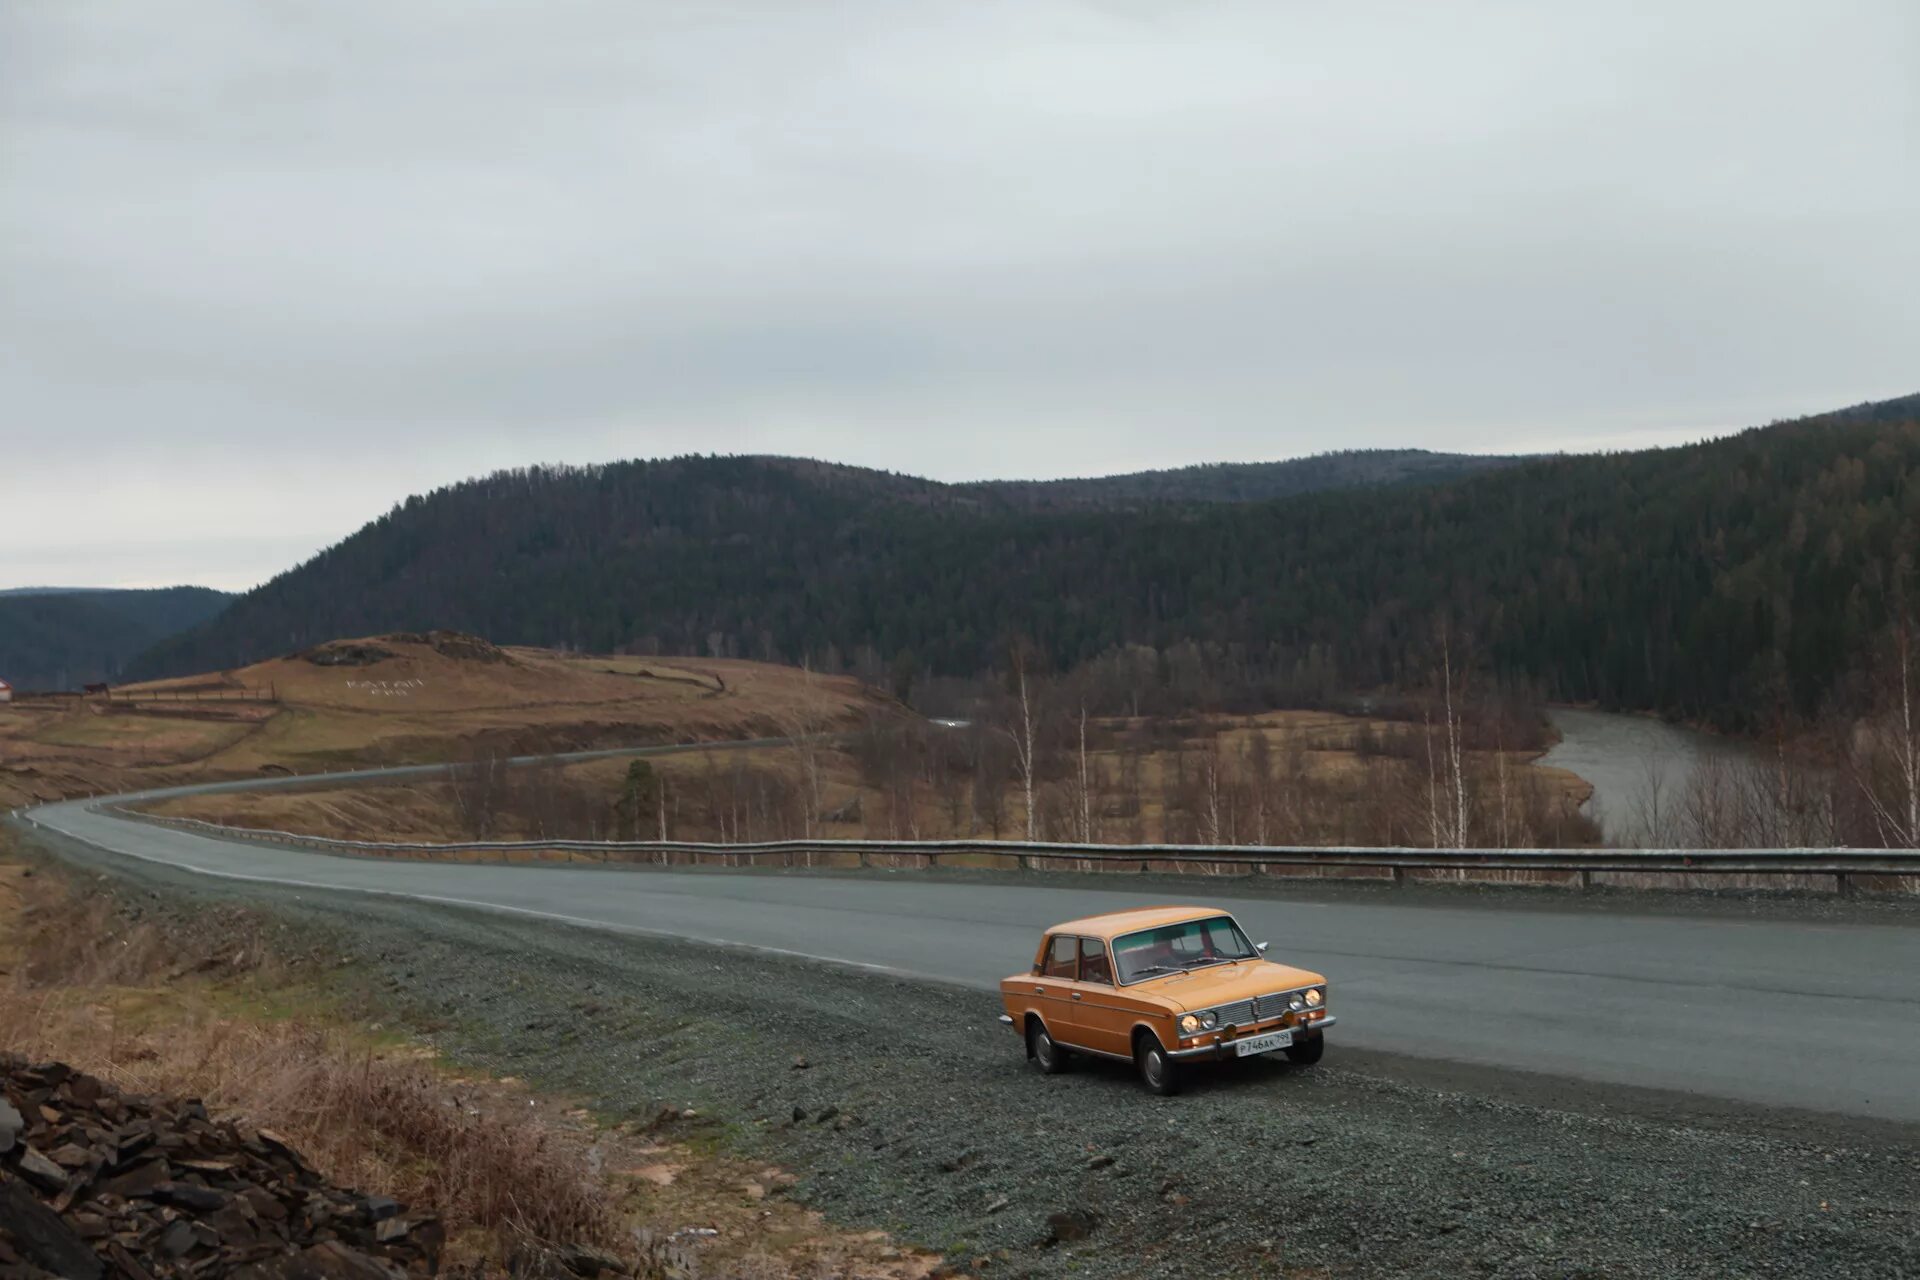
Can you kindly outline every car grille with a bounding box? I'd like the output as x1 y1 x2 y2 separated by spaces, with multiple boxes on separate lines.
1211 991 1298 1027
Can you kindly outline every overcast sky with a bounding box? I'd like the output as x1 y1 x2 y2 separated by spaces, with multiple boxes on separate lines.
2 1 1915 592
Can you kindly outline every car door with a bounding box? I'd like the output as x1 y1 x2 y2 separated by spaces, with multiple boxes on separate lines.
1071 936 1133 1058
1028 934 1086 1047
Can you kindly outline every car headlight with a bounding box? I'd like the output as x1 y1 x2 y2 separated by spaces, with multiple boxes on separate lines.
1288 992 1307 1012
1306 987 1324 1007
1200 1011 1218 1029
1179 1014 1200 1034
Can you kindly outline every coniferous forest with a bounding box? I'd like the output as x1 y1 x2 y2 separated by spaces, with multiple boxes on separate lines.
130 395 1920 732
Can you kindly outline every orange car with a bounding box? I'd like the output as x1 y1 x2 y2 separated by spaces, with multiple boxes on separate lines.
997 906 1333 1094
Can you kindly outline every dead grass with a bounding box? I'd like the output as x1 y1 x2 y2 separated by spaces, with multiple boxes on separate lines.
0 865 619 1260
151 708 1594 851
0 635 894 812
0 849 948 1280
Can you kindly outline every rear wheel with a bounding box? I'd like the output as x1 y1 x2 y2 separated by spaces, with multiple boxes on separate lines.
1284 1031 1325 1066
1029 1020 1070 1074
1136 1034 1180 1096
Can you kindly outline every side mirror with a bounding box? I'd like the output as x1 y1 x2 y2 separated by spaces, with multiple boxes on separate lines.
1256 942 1269 953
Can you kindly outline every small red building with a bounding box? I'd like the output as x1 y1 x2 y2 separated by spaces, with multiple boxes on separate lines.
0 678 12 704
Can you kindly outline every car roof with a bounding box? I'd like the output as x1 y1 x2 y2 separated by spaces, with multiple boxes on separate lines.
1045 906 1230 941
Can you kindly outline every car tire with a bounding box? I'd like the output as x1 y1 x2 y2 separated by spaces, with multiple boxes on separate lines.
1284 1031 1325 1066
1029 1020 1070 1074
1136 1034 1180 1096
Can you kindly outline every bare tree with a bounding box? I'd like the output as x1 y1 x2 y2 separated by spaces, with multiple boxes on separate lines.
776 667 831 837
1850 621 1920 847
1075 708 1093 842
1243 729 1274 846
446 746 510 840
1422 629 1472 848
1004 657 1041 841
1627 754 1674 848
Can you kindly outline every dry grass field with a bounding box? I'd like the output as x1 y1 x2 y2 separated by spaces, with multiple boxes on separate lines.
153 706 1595 849
0 631 891 811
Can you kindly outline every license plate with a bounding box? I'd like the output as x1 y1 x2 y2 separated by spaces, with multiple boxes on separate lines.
1234 1030 1293 1057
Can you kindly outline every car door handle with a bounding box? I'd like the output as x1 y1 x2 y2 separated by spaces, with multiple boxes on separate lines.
1071 993 1083 1001
1034 986 1046 995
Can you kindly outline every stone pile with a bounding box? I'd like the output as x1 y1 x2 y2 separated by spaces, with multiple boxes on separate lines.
0 1056 443 1279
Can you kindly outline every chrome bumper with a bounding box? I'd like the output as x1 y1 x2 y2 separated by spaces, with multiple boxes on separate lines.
1169 1014 1335 1059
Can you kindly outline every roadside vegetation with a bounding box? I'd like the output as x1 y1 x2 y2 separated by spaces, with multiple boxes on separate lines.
0 836 945 1279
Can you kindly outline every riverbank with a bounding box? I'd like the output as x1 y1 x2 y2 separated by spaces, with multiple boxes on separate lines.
1541 707 1755 844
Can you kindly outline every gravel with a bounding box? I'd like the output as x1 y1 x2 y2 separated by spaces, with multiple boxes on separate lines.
17 823 1920 1279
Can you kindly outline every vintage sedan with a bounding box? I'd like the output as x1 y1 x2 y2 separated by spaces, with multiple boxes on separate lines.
997 906 1332 1094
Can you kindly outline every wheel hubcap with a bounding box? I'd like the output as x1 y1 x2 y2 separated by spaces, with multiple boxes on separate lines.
1145 1050 1164 1084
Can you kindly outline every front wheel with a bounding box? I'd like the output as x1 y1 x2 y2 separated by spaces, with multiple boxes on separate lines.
1029 1020 1070 1074
1284 1031 1325 1066
1136 1035 1180 1096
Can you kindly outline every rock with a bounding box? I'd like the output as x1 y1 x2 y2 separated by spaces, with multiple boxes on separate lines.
791 1056 811 1070
556 1243 625 1277
155 1181 230 1211
790 1106 808 1123
158 1219 197 1258
0 1173 105 1280
358 1195 402 1223
1045 1208 1100 1244
814 1105 840 1124
985 1196 1011 1215
2 1055 441 1280
14 1145 68 1191
1086 1154 1115 1171
0 1100 21 1155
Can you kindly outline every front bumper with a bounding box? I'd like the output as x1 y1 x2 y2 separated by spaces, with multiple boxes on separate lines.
1168 1014 1336 1059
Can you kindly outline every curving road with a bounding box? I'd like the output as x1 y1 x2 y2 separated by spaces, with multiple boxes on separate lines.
14 764 1920 1123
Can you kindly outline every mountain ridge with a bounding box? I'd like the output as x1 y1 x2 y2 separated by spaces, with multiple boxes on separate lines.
126 394 1920 730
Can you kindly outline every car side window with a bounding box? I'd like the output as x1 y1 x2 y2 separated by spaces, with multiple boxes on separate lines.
1044 935 1078 979
1079 938 1114 985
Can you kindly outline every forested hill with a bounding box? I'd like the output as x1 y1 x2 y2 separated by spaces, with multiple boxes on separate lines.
980 449 1523 507
130 395 1920 729
0 587 232 691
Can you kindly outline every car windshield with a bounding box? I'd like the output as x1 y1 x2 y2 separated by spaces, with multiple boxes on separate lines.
1113 916 1258 983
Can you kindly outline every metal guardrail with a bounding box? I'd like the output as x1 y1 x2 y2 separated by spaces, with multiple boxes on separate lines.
110 809 1920 894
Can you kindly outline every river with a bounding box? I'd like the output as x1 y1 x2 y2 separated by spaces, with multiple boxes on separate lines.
1539 707 1752 845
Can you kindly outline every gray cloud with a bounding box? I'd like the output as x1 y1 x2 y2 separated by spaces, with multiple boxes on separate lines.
3 0 1915 589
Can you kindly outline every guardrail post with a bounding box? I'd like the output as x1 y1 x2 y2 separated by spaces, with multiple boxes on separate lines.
1835 871 1853 898
1578 868 1593 891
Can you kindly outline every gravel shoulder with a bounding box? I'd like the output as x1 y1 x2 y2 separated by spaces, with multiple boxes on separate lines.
19 821 1920 1279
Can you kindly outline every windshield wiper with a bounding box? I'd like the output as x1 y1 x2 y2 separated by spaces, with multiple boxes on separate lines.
1128 964 1182 979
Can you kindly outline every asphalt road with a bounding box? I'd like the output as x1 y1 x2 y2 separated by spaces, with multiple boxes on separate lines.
17 773 1920 1123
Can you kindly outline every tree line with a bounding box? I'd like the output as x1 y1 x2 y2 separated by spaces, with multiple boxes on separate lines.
131 395 1920 734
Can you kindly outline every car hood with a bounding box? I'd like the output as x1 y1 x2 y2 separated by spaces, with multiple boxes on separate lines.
1135 960 1325 1012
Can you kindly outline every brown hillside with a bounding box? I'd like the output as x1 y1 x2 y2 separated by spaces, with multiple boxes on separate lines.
0 634 894 808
